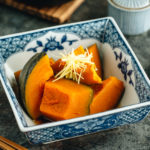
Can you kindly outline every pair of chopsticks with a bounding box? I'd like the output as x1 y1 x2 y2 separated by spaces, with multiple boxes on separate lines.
0 136 28 150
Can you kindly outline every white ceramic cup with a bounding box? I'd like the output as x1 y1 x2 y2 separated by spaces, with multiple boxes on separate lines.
108 0 150 35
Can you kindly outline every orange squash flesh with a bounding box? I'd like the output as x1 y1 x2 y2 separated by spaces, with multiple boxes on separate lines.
25 55 54 119
90 76 124 114
40 78 93 121
88 44 102 78
51 45 102 85
79 63 102 85
49 57 55 66
14 58 54 83
51 46 85 74
51 59 65 74
73 45 85 55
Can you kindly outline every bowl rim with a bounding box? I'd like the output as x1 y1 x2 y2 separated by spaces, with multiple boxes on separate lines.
0 17 150 132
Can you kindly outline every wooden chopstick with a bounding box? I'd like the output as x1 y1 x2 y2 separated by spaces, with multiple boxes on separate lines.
0 140 15 150
0 136 28 150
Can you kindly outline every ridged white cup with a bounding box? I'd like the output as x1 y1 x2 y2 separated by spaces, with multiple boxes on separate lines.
113 0 149 9
108 0 150 35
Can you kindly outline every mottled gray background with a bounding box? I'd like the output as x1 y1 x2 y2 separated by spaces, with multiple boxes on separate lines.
0 0 150 149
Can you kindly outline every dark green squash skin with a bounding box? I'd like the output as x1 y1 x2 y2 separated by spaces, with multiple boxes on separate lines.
19 52 46 118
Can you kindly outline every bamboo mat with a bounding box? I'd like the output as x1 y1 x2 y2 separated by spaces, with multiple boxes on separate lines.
0 0 84 23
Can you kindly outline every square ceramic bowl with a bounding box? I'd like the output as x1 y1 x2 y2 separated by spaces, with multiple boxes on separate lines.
0 17 150 144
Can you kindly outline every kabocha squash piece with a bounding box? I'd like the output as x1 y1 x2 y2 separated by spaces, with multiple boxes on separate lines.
51 59 66 74
52 45 102 85
51 46 85 74
79 63 102 85
90 76 124 114
87 44 102 78
49 57 55 66
73 45 85 55
19 52 54 119
40 78 93 121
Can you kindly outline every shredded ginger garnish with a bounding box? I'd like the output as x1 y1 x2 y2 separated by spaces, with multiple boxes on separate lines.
53 49 94 84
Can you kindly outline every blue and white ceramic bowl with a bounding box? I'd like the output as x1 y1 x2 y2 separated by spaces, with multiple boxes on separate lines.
0 17 150 144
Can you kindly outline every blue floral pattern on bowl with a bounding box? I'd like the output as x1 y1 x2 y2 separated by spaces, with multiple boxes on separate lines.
27 34 78 52
114 51 134 86
0 17 150 144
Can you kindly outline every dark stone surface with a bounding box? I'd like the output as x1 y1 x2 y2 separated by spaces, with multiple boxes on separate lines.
0 0 150 149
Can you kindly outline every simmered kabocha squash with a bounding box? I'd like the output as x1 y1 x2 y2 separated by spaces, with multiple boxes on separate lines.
51 58 65 74
17 44 124 122
49 57 55 66
19 52 54 119
51 45 102 85
87 44 102 78
51 46 85 74
79 63 101 85
90 76 124 114
40 78 93 120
